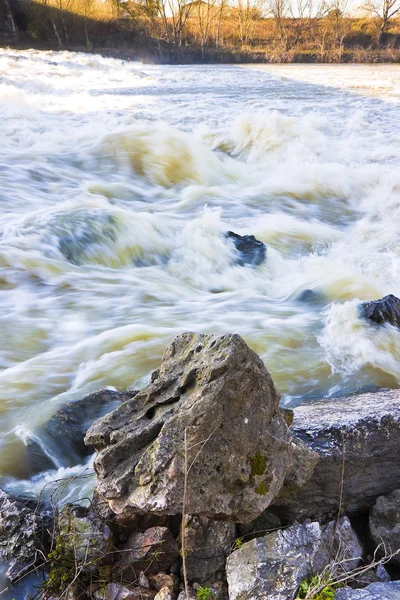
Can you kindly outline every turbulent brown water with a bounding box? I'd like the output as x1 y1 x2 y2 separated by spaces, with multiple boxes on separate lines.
1 51 400 502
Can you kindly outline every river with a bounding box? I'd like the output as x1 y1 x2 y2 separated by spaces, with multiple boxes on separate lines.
1 51 400 504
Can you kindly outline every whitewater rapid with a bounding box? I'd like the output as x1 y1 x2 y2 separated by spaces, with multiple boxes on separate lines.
1 51 400 499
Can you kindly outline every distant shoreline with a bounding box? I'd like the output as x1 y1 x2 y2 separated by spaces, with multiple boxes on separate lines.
2 39 400 65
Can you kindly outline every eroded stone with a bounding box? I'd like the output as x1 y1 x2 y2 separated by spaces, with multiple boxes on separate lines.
86 333 291 522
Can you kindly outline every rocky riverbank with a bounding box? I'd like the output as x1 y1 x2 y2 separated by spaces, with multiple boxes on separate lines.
1 332 400 600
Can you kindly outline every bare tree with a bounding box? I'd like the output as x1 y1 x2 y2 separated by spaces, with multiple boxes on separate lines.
318 0 350 60
364 0 400 43
267 0 290 50
286 0 329 51
2 0 19 40
191 0 219 58
267 0 328 52
79 0 95 48
137 0 193 61
233 0 263 46
214 0 227 47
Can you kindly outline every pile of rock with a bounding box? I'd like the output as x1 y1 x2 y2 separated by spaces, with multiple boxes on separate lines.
1 331 400 600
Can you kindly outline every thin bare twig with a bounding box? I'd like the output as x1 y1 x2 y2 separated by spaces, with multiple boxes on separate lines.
181 428 190 600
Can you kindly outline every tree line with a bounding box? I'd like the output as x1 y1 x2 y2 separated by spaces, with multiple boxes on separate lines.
1 0 400 62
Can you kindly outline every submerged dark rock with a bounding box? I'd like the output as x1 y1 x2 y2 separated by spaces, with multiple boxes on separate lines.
37 389 135 468
85 332 291 522
359 294 400 328
272 389 400 522
226 231 266 267
296 288 325 305
47 210 118 266
25 437 58 475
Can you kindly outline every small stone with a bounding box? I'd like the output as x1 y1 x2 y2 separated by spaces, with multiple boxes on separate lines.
95 583 156 600
177 589 196 600
359 294 400 328
154 587 173 600
139 572 150 588
116 527 179 581
148 573 179 595
226 231 266 267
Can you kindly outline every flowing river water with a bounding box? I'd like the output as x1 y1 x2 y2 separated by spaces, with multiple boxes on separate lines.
1 51 400 506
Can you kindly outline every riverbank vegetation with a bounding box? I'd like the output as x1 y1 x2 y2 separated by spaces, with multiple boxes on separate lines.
1 0 400 62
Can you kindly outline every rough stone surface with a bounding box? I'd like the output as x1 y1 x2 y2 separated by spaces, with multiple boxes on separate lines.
350 564 391 589
272 389 400 522
58 504 114 572
177 589 196 600
276 438 319 509
148 573 179 595
116 527 179 581
95 583 156 600
369 489 400 565
226 517 362 600
0 489 48 582
86 333 291 522
139 572 150 588
237 510 282 543
154 588 173 600
359 295 400 328
226 232 266 267
40 389 134 467
183 515 236 584
335 581 400 599
25 438 57 475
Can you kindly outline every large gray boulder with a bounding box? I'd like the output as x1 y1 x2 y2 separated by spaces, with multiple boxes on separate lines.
335 582 400 599
226 517 362 600
369 489 400 565
85 333 292 522
0 490 48 583
272 389 400 522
